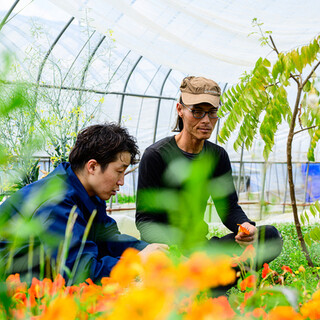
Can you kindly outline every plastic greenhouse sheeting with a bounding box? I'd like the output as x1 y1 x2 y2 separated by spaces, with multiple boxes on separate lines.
50 0 320 84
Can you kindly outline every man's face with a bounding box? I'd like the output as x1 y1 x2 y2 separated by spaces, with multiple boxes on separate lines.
87 151 131 200
177 102 219 141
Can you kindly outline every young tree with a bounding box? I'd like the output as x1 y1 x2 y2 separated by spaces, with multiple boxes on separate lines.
218 23 320 267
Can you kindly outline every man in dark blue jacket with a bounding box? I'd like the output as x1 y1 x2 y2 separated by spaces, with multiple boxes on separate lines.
0 123 167 283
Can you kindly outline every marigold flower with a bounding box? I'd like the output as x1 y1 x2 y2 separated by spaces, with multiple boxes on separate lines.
267 306 303 320
245 307 267 319
177 252 235 291
232 245 256 266
240 275 256 291
298 265 305 273
143 250 176 289
29 278 53 299
237 224 250 235
110 248 143 287
262 263 273 279
184 296 235 320
6 274 27 296
281 265 293 274
107 286 172 320
38 296 78 320
300 289 320 320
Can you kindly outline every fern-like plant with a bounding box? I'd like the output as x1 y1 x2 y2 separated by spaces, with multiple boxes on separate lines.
218 20 320 267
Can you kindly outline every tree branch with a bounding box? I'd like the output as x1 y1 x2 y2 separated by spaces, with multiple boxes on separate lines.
269 35 279 54
302 61 320 88
294 125 317 135
269 35 300 86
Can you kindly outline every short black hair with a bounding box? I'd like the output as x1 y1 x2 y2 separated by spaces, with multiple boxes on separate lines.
69 123 140 172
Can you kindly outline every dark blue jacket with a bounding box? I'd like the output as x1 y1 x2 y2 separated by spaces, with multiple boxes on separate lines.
0 162 147 283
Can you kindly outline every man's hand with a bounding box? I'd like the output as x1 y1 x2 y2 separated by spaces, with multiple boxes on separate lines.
235 222 257 247
138 243 169 262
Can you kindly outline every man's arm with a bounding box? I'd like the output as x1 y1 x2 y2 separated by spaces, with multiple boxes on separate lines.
36 200 150 283
212 148 256 234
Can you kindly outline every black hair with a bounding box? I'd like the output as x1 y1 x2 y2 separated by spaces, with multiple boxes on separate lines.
172 96 184 132
69 123 140 172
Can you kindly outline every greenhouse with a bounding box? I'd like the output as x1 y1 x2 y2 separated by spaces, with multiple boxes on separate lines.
1 0 320 319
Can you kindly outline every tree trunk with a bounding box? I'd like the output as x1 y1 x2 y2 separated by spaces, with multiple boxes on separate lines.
287 86 314 267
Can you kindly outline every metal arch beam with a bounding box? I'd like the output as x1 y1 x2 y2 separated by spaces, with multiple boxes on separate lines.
75 34 106 132
0 0 20 31
34 17 74 105
118 55 142 124
153 69 172 143
135 64 162 137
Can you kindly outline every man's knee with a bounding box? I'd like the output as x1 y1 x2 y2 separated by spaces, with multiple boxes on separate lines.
257 225 283 263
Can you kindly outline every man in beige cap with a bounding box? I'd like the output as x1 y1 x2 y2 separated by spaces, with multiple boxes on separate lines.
136 76 282 267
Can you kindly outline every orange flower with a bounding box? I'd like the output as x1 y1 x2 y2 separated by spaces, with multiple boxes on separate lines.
281 265 293 274
143 250 176 289
110 248 143 287
39 296 78 320
238 224 250 235
184 296 235 320
107 286 173 320
52 274 65 293
232 245 256 266
177 252 235 291
262 263 273 278
240 275 256 291
6 274 27 296
29 278 53 299
246 307 267 319
300 289 320 319
267 306 303 320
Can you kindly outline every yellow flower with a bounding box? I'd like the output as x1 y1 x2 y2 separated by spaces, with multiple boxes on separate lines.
177 252 235 291
184 296 235 320
107 286 172 320
143 251 176 289
39 296 78 320
110 248 143 287
267 306 303 320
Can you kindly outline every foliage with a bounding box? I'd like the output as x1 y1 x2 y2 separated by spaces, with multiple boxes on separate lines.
2 243 320 320
218 21 320 267
0 54 42 196
218 35 320 159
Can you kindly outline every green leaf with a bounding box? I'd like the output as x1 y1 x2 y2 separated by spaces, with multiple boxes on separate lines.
300 212 306 225
310 204 317 217
303 80 311 92
304 233 312 246
305 210 310 223
314 200 320 213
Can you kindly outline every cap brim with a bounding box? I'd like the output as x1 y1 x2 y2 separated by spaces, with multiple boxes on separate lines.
181 92 220 108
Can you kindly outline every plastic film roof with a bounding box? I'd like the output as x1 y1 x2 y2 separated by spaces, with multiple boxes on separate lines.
1 0 320 163
50 0 320 83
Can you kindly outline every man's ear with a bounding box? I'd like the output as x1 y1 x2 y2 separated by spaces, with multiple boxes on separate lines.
86 159 98 174
176 102 183 117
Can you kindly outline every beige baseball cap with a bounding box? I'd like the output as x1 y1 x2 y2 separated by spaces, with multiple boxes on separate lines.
180 76 221 108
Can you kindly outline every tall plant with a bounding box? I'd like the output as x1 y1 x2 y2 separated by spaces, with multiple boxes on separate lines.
218 21 320 267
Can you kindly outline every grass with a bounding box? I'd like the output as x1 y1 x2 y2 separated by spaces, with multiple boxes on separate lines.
222 222 320 301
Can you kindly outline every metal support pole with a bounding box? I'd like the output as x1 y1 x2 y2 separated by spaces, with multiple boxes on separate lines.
0 0 20 31
34 17 74 105
259 161 268 220
118 56 142 124
282 164 289 214
237 143 245 194
153 69 172 143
